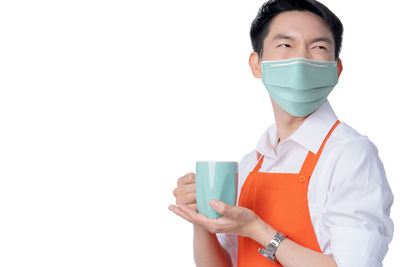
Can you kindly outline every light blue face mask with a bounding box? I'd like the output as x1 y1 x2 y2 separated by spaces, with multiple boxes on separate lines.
261 57 339 117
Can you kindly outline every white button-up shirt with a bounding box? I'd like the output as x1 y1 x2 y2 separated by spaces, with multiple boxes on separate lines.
217 100 394 267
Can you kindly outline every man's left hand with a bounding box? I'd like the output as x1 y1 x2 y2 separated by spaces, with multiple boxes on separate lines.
169 200 261 239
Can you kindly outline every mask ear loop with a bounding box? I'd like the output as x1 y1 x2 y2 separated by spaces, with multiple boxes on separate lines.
259 48 263 63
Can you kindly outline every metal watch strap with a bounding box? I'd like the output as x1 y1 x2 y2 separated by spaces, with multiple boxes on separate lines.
258 232 286 263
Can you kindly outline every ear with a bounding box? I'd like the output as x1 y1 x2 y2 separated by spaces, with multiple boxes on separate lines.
337 58 343 78
249 52 262 78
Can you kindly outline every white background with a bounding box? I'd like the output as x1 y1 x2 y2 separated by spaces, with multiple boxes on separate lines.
0 0 398 266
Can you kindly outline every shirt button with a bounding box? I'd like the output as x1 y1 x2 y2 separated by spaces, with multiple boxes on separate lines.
298 175 306 183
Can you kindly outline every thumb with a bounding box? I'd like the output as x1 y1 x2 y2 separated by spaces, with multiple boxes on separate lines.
209 199 234 216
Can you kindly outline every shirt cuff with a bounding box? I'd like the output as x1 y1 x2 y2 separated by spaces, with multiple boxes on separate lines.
329 226 391 267
332 252 382 267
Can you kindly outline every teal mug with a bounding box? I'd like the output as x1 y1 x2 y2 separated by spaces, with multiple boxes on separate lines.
196 161 238 218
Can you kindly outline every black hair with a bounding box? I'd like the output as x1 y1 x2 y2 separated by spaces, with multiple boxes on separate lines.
250 0 343 60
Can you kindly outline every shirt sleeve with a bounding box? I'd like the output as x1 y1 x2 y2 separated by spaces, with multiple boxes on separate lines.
321 137 394 267
216 233 238 267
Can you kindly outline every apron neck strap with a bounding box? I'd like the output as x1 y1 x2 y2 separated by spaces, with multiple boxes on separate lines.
254 120 340 176
299 120 341 177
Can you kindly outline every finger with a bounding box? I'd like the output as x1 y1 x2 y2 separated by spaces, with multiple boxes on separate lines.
174 183 196 196
169 205 192 222
168 205 194 223
173 182 195 197
177 173 195 186
187 203 198 211
178 203 215 226
182 183 196 194
179 204 226 233
174 183 196 204
209 200 235 217
176 191 196 205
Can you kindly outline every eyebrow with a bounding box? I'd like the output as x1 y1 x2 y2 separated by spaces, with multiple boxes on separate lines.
271 34 333 45
310 37 333 45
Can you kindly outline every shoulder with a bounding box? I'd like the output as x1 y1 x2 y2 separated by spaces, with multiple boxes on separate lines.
323 121 390 192
325 121 379 160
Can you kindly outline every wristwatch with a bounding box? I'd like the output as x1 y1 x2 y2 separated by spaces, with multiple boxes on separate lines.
258 232 286 263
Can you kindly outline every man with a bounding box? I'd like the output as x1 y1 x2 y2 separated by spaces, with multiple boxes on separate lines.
169 0 394 266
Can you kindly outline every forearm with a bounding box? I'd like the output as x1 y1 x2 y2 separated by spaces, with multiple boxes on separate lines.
252 219 337 267
193 225 232 267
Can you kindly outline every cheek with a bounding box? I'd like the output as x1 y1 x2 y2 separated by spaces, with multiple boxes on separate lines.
310 48 335 61
310 51 335 61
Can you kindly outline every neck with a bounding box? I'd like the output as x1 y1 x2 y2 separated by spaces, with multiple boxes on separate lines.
270 97 308 143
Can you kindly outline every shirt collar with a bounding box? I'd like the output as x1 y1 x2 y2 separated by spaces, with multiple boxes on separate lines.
256 100 338 157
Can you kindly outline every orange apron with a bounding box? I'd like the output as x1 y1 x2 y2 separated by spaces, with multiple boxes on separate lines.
237 120 340 266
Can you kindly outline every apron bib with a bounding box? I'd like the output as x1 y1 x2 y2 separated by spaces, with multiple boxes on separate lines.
237 120 340 266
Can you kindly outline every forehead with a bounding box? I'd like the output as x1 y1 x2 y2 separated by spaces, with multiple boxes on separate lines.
266 10 334 41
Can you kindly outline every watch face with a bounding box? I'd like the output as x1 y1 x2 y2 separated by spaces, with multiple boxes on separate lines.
271 239 280 247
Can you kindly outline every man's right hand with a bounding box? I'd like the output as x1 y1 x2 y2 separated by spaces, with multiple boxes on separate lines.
169 173 233 267
172 172 197 211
